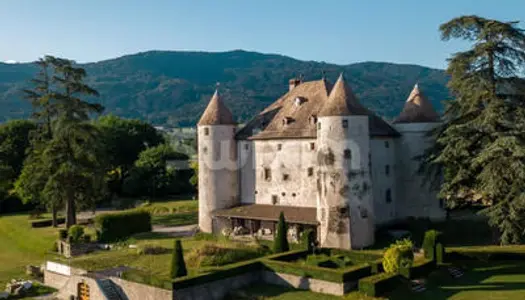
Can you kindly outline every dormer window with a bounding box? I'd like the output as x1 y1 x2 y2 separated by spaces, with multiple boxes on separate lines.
294 97 305 107
309 115 318 126
282 117 294 126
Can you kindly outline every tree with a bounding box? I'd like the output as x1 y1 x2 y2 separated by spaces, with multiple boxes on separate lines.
170 239 187 279
421 16 525 244
274 212 289 253
189 161 198 190
123 144 190 197
95 115 165 196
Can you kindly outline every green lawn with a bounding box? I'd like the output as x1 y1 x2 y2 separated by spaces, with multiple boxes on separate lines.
0 214 57 286
139 199 198 227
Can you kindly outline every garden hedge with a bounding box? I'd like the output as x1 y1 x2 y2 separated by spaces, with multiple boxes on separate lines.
369 259 383 274
358 272 401 297
447 249 525 261
30 217 65 228
95 210 151 242
121 269 173 290
422 230 443 261
399 259 435 279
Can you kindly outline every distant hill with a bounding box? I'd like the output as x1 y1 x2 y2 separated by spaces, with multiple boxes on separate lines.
0 50 449 126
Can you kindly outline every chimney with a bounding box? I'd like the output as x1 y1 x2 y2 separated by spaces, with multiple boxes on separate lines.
289 78 301 91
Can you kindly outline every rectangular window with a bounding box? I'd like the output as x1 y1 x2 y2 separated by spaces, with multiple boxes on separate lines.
264 168 272 181
307 167 314 177
385 165 390 176
277 144 282 151
204 127 209 136
244 143 249 150
386 189 392 203
344 149 352 159
310 143 315 150
342 120 348 128
282 174 290 181
271 195 279 205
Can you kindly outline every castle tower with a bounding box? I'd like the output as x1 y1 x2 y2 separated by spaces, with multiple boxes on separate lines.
316 74 375 249
393 84 445 220
197 89 239 233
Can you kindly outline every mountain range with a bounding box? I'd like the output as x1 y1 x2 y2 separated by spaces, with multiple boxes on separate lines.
0 50 450 126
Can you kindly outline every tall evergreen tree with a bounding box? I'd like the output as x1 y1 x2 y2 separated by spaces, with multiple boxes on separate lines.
170 239 187 279
421 16 525 244
274 212 289 253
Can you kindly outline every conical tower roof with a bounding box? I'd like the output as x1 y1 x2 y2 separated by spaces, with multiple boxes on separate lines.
197 89 235 126
319 73 368 117
394 84 440 123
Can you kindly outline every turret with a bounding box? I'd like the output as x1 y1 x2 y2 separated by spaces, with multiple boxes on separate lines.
316 74 375 249
197 90 239 233
393 84 445 220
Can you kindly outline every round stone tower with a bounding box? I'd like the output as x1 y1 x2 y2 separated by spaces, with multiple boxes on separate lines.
197 89 239 233
316 74 375 249
393 84 445 221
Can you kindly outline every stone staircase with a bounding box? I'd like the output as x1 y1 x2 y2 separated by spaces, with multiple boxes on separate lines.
97 279 124 300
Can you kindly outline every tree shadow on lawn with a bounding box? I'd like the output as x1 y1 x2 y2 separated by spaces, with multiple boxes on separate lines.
389 262 525 300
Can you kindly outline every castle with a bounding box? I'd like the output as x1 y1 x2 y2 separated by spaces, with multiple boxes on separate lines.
197 74 445 249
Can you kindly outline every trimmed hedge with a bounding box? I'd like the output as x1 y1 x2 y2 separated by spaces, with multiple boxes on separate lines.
436 243 445 264
173 259 263 290
447 249 525 261
369 259 383 274
121 269 172 290
30 217 65 228
95 210 152 242
328 249 382 263
268 250 308 262
358 272 402 297
399 259 435 279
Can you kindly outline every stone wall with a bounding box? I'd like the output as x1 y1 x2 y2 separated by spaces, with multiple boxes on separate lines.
262 271 350 296
252 139 318 207
370 137 397 225
174 271 260 300
45 271 105 300
110 277 172 300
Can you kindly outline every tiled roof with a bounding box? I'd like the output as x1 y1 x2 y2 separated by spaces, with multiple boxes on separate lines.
197 90 235 126
394 84 440 124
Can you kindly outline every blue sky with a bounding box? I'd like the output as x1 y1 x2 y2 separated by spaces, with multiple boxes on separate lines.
0 0 524 69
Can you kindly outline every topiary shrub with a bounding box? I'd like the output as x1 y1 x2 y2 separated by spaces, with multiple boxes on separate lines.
383 239 414 274
68 225 84 243
436 243 445 264
171 240 187 279
422 230 443 261
301 229 316 253
274 212 289 253
58 229 68 240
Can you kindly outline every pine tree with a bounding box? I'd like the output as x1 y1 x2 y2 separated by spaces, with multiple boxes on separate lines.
274 212 289 253
170 239 187 279
421 16 525 244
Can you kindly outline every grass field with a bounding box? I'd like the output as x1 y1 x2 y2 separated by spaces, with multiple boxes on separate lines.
0 214 57 286
137 199 198 227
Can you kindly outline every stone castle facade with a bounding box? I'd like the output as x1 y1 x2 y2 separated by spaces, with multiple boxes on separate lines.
197 74 445 249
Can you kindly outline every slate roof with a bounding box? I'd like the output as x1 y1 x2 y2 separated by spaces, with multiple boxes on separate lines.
213 204 318 225
236 76 399 140
198 90 235 126
394 84 440 124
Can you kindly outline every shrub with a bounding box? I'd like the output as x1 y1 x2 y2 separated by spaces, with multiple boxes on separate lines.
137 244 170 255
30 217 65 228
82 235 92 243
58 229 68 240
383 239 414 274
171 240 187 279
95 210 151 242
422 230 443 260
68 225 84 243
193 232 216 241
301 229 316 253
436 243 445 264
358 272 401 297
274 212 289 253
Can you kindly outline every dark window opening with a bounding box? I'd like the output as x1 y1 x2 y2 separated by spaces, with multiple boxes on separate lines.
292 193 296 197
264 168 272 181
307 167 314 177
439 199 444 208
386 189 392 203
344 149 352 159
384 141 389 148
281 192 286 196
385 165 390 176
272 195 278 205
360 208 368 219
342 120 348 128
310 143 315 150
244 143 249 150
283 174 290 181
255 190 258 194
277 144 282 151
204 127 209 136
